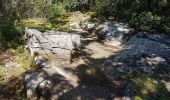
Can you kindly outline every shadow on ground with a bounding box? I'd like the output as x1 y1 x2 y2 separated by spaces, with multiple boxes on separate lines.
0 35 170 100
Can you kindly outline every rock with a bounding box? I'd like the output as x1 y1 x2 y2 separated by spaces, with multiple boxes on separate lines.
71 34 81 47
70 21 95 32
25 28 48 43
115 36 170 61
34 56 50 68
122 81 136 100
26 29 81 51
97 21 133 46
114 35 170 74
162 80 170 93
52 48 71 64
24 64 79 100
24 70 74 100
36 80 52 99
25 71 47 99
25 28 81 64
137 32 170 45
104 38 122 47
70 22 81 29
80 22 95 31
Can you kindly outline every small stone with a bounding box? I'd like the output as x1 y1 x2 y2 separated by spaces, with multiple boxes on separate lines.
70 22 80 29
37 80 52 99
34 56 50 68
80 22 95 31
63 89 67 93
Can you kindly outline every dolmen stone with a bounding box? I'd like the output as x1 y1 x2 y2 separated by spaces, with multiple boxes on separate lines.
25 28 81 64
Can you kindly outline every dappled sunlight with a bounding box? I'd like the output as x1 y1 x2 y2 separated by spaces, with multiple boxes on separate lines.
1 0 170 99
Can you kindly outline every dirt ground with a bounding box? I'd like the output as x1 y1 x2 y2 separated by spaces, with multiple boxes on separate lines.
0 35 128 100
0 33 169 100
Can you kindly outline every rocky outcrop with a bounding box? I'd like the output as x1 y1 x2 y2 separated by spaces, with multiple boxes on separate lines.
97 22 170 76
114 33 170 78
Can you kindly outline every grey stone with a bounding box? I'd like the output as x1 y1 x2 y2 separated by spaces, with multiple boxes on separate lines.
115 35 170 74
25 28 48 43
116 36 170 61
34 56 50 68
137 32 170 45
25 29 81 50
97 21 133 46
80 22 95 31
25 28 81 64
25 71 47 99
36 80 52 99
52 48 71 64
72 34 81 48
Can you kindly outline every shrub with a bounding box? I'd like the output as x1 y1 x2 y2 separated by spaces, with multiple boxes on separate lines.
49 3 67 18
0 19 24 50
129 12 170 33
93 0 115 17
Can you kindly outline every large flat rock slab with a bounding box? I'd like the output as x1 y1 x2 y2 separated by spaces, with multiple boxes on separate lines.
114 35 170 78
115 35 170 61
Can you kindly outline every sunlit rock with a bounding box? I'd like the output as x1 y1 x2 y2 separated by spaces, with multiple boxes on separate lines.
25 71 47 99
25 28 81 64
115 35 170 75
97 21 133 47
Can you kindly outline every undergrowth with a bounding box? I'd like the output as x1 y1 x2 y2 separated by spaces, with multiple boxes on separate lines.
121 72 170 100
21 17 71 32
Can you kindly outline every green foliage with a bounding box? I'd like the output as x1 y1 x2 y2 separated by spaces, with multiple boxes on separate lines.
121 72 170 100
93 0 115 17
15 46 30 69
64 0 78 11
21 18 71 32
129 12 170 32
0 20 24 50
49 3 67 18
87 0 170 33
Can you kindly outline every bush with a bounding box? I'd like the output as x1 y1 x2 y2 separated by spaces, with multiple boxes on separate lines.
0 19 24 50
49 3 67 18
129 12 170 33
93 0 115 17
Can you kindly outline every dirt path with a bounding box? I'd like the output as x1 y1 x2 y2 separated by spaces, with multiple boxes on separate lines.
0 37 129 100
68 37 122 69
54 37 130 100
